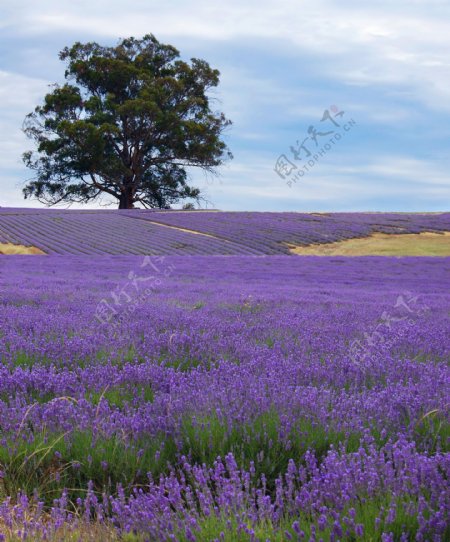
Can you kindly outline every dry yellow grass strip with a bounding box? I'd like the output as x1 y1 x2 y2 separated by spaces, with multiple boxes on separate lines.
288 231 450 256
0 242 46 255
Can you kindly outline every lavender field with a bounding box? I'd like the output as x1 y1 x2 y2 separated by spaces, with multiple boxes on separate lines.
0 242 449 541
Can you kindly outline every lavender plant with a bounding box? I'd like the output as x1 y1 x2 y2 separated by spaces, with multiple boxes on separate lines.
0 254 448 540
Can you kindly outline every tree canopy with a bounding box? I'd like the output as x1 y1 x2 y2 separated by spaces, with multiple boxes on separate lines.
22 34 232 209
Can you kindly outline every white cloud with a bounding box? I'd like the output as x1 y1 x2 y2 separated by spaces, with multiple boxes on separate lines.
0 70 49 112
3 0 449 112
203 149 450 210
0 71 51 172
357 157 450 186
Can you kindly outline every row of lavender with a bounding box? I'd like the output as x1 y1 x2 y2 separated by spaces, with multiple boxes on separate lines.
1 210 449 254
0 212 253 255
0 255 449 540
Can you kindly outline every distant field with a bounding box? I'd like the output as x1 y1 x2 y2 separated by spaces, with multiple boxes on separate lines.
0 209 449 255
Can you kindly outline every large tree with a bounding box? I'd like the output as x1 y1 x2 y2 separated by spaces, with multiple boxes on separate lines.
22 34 232 209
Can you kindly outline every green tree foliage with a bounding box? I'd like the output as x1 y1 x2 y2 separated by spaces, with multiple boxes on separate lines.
22 35 232 209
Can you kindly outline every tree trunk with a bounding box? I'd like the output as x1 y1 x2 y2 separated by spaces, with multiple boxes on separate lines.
118 187 134 209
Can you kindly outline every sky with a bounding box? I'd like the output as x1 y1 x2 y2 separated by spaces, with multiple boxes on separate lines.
1 0 449 211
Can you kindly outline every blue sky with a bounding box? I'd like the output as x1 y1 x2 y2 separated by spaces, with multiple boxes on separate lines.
1 0 449 211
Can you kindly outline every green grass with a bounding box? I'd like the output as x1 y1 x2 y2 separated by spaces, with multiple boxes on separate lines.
123 495 442 541
0 410 446 541
413 408 450 453
180 410 363 484
85 385 155 408
1 342 447 541
0 430 177 504
1 404 446 507
1 495 444 542
6 344 141 371
0 410 364 505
